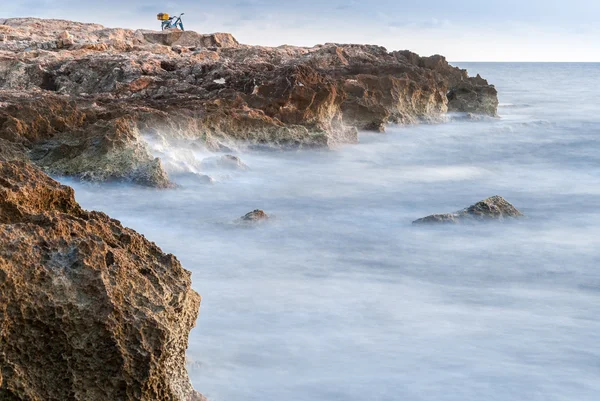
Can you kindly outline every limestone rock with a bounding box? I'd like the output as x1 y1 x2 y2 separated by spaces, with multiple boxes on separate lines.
0 18 498 186
241 209 269 222
447 78 499 116
0 161 202 400
141 30 239 48
413 196 523 224
57 30 74 49
0 97 172 187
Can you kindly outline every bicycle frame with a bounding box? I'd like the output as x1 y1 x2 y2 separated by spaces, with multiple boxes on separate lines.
161 13 185 31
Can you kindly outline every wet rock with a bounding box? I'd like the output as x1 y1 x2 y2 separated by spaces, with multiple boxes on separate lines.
447 79 499 116
201 154 249 170
0 161 202 400
413 196 523 224
173 171 215 184
396 51 499 116
26 114 174 188
241 209 269 222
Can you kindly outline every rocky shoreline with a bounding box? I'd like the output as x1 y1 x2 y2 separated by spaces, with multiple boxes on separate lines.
0 161 203 400
1 17 499 401
1 18 497 187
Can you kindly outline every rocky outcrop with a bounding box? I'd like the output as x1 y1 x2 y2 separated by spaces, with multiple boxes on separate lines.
240 209 269 222
0 161 202 400
413 196 523 224
395 51 498 116
0 94 172 187
141 30 239 48
0 18 498 186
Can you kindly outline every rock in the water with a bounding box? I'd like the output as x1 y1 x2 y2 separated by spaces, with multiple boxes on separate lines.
0 161 202 400
413 196 523 224
241 209 269 222
201 154 249 171
447 80 499 116
174 171 215 184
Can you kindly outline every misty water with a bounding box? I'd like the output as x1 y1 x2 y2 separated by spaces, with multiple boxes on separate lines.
64 63 600 401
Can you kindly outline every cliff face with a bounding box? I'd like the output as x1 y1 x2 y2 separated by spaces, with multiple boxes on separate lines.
0 18 498 186
0 161 202 401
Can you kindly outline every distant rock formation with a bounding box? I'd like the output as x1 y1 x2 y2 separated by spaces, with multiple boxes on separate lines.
0 18 498 186
241 209 269 222
0 160 202 400
413 196 523 224
141 30 240 48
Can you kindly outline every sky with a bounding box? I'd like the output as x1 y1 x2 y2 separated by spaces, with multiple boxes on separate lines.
4 0 600 61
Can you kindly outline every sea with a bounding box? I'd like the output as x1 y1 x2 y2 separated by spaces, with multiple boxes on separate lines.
64 63 600 401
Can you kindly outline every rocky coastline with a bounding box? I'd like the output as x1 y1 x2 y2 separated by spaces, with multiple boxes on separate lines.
1 18 498 187
0 161 203 400
1 17 499 401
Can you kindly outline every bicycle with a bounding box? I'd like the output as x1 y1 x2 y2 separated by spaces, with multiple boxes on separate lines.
158 13 185 31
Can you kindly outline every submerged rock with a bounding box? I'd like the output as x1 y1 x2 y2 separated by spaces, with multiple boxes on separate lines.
201 154 249 171
173 171 215 184
413 196 523 224
0 161 202 400
241 209 269 222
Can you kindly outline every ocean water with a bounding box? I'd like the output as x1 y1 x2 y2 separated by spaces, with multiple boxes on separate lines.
65 63 600 401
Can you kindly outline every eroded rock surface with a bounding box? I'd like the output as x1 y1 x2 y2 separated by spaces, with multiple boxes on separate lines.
413 196 523 224
0 18 498 186
0 161 202 400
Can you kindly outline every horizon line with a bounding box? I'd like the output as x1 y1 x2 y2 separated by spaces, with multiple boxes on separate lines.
450 61 600 63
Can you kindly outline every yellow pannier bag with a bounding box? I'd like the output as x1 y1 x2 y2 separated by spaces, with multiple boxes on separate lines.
157 13 169 21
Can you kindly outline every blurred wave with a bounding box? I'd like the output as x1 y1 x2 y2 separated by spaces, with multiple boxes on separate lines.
64 63 600 401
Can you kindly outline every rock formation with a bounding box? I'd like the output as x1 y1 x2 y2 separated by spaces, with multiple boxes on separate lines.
240 209 269 222
0 18 498 186
201 155 249 171
0 160 202 400
413 196 523 224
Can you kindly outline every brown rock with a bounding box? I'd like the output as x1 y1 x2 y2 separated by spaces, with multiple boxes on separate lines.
0 18 498 186
413 196 524 224
141 30 240 48
241 209 269 222
0 161 202 400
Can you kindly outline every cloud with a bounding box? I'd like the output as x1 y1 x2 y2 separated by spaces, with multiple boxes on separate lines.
387 17 452 30
334 1 357 11
235 0 264 7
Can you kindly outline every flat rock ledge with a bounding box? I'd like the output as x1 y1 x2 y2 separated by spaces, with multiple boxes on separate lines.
413 195 523 224
0 161 203 401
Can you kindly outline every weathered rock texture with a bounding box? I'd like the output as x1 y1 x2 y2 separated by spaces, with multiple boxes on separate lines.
0 160 202 400
413 196 523 224
0 18 498 186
